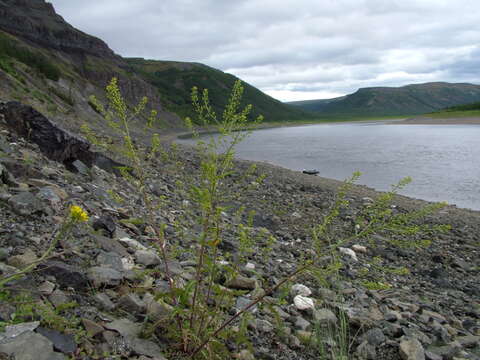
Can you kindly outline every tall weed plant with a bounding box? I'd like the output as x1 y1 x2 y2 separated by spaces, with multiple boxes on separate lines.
84 78 449 359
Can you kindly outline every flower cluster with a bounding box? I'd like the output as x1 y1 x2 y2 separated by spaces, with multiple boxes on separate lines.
69 205 89 222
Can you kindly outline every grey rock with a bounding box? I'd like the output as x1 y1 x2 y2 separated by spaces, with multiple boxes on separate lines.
96 251 125 272
93 234 129 257
38 281 56 295
117 293 146 315
36 186 61 206
235 296 258 314
0 322 40 342
255 319 274 333
134 250 161 267
144 293 174 323
313 308 337 325
104 318 142 338
81 318 104 337
94 292 116 311
0 331 66 360
424 350 442 360
427 341 461 360
7 192 44 216
294 316 311 331
39 261 88 289
399 338 425 360
125 336 167 359
92 215 116 238
0 162 16 186
72 160 89 175
356 340 377 360
290 284 312 297
365 327 386 346
87 266 124 287
7 249 37 269
293 295 315 311
36 327 77 354
457 335 480 348
48 289 71 308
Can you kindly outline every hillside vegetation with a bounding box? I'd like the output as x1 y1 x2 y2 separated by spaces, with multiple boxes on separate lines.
126 58 314 123
289 82 480 119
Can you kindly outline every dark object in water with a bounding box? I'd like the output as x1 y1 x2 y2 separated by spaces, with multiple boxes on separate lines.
302 169 319 175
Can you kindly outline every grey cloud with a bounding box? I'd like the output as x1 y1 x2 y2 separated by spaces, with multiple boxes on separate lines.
48 0 480 101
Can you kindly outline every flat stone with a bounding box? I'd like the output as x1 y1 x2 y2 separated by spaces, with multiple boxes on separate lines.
7 191 44 216
94 292 116 311
255 319 274 333
0 331 66 360
234 296 257 314
36 186 62 206
134 250 161 267
125 336 167 359
118 237 147 251
36 327 77 354
144 293 174 323
293 295 315 311
7 249 37 269
0 321 40 342
92 215 116 238
82 318 104 337
87 266 124 287
93 234 129 257
48 290 70 308
457 335 480 348
117 293 146 315
313 308 337 325
294 316 311 331
38 281 56 295
96 251 124 272
104 318 141 338
72 160 89 175
399 338 425 360
39 261 88 290
357 340 377 360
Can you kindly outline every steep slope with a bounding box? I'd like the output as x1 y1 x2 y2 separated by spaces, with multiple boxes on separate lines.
126 58 314 123
289 82 480 118
0 0 182 136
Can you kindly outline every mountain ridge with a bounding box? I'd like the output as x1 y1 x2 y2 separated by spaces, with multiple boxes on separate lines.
288 82 480 118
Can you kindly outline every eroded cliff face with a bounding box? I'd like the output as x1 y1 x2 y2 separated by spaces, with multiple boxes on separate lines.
0 0 182 130
0 0 117 58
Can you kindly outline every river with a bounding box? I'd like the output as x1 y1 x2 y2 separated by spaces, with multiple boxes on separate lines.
178 121 480 210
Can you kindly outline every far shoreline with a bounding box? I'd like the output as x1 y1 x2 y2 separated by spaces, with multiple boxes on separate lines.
393 116 480 125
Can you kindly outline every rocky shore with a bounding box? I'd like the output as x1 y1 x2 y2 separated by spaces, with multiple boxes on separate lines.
0 105 479 360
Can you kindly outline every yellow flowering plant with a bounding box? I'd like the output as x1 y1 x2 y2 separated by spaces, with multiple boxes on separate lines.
0 205 88 288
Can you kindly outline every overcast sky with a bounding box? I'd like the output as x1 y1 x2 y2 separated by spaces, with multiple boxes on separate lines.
48 0 480 102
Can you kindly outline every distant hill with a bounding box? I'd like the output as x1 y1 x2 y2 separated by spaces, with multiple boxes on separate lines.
288 82 480 118
125 58 313 123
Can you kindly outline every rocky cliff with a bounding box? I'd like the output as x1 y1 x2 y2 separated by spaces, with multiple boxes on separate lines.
0 0 117 58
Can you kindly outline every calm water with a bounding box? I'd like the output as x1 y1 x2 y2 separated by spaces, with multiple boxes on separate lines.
179 121 480 210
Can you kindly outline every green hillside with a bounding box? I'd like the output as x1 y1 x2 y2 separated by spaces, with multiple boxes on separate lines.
426 100 480 118
126 58 314 123
289 82 480 118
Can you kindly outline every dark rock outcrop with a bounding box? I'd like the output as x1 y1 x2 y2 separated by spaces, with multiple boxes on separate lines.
0 101 123 174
